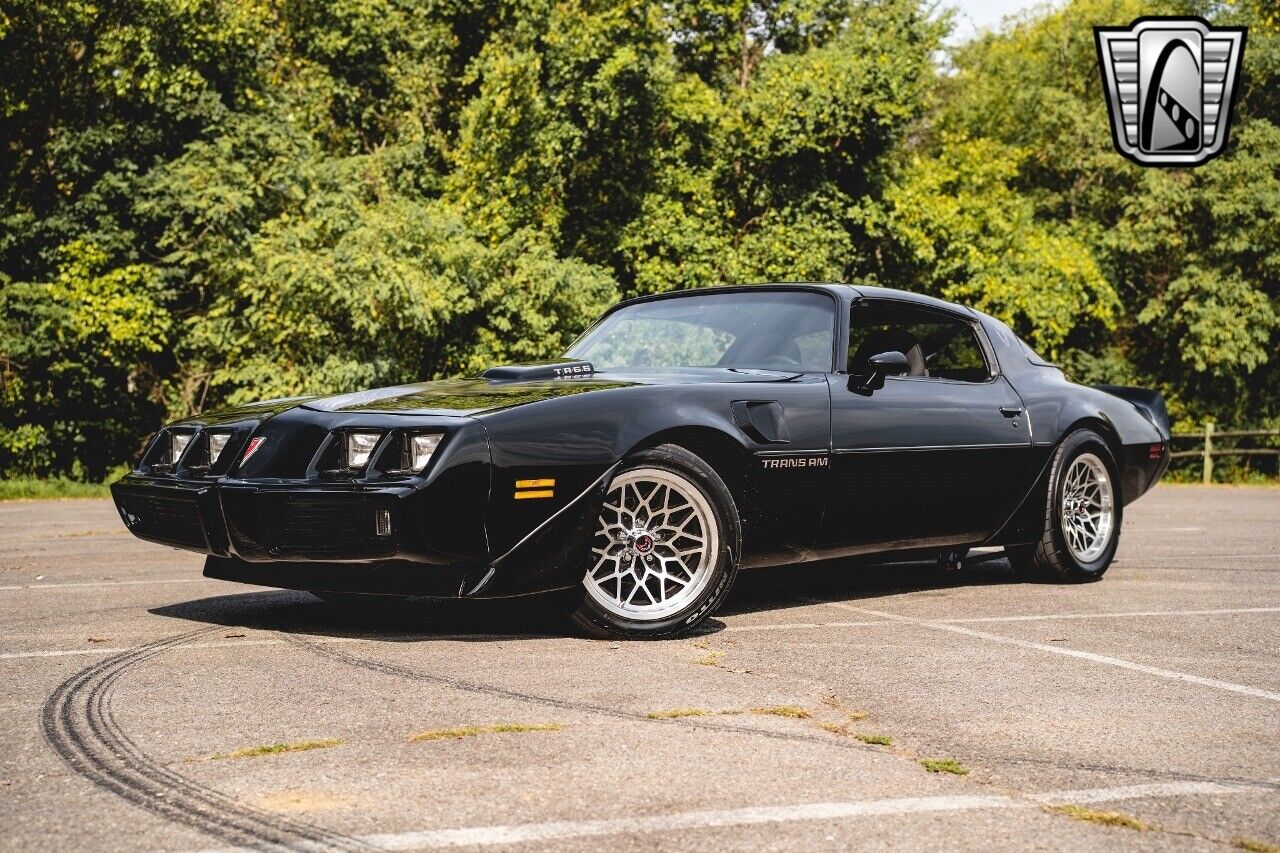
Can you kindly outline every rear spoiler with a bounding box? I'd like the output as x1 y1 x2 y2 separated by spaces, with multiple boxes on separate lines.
1094 385 1170 438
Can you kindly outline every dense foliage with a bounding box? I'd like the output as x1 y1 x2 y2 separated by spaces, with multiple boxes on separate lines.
0 0 1276 479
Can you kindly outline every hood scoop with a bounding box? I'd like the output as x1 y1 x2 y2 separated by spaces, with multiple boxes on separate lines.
482 360 595 383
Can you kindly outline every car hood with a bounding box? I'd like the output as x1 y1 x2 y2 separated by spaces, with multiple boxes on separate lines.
298 368 803 417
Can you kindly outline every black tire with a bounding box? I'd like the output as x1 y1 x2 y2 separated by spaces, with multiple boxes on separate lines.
1007 429 1123 583
568 444 742 639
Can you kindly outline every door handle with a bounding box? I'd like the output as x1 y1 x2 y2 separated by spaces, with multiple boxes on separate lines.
999 406 1023 418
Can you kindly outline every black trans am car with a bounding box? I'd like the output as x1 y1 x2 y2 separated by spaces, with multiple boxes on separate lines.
113 284 1171 638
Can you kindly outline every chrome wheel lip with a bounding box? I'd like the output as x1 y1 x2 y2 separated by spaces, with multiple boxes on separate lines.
1060 452 1115 564
583 467 719 621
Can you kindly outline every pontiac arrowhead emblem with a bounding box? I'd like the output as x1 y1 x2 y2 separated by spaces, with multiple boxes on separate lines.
1095 17 1246 167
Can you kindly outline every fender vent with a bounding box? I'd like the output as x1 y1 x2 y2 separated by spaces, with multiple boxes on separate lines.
731 401 790 444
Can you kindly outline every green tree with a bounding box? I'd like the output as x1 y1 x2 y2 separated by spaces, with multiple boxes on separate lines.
2 0 1276 481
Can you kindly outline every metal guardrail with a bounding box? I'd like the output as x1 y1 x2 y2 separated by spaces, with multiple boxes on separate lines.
1168 423 1280 483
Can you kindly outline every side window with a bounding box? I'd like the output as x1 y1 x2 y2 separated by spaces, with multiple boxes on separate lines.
848 302 991 383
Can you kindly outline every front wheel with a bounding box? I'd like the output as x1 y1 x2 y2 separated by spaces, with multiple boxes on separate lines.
569 444 741 639
1007 429 1122 583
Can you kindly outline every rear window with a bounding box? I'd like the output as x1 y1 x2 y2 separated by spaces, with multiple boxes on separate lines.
985 316 1056 368
1020 338 1055 367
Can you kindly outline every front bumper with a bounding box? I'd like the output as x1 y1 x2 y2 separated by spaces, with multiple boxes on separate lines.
111 405 611 599
110 471 494 598
112 475 471 563
110 465 607 598
112 479 222 554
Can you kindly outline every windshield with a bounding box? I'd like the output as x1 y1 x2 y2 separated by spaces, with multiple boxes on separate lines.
566 290 836 372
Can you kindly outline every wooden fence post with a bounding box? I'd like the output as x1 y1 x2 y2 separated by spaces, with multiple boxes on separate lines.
1202 422 1214 485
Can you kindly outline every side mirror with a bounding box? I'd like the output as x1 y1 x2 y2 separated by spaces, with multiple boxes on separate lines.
849 350 910 395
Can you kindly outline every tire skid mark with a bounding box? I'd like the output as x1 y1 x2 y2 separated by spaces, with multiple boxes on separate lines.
41 628 376 852
283 634 873 754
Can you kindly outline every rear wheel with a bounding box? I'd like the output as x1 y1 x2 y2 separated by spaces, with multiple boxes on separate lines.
569 445 741 639
1007 429 1122 582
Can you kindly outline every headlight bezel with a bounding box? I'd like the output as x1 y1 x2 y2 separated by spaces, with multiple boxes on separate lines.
316 428 445 479
142 427 243 475
344 431 382 470
144 427 198 471
406 432 443 474
207 431 232 466
189 429 234 472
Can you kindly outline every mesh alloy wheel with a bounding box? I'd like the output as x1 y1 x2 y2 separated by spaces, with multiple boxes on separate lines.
1006 430 1124 584
583 467 720 621
1059 452 1115 563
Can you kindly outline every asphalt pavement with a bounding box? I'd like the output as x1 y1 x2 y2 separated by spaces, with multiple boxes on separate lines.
1 485 1277 851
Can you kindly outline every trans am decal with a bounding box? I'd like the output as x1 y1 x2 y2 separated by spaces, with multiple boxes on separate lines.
760 455 830 469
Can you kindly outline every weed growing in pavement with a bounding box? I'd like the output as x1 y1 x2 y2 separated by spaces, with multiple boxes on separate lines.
692 650 724 666
212 739 343 759
1043 804 1148 831
750 705 811 719
854 733 894 746
411 723 563 741
817 720 889 741
645 708 711 719
1235 839 1280 853
920 757 969 775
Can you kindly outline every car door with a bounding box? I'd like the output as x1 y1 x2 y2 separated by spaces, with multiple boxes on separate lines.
821 298 1033 550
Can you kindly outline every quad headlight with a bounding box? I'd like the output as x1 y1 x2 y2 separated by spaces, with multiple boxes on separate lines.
408 433 442 473
325 430 443 476
346 432 381 469
207 432 231 465
163 431 193 466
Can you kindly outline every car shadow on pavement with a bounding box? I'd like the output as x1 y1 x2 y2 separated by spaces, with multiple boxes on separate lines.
150 552 1022 643
717 552 1020 618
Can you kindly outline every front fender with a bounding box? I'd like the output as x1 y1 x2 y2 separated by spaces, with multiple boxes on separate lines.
471 378 831 594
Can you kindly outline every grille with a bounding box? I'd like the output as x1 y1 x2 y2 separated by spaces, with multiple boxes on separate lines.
119 492 207 550
258 497 385 556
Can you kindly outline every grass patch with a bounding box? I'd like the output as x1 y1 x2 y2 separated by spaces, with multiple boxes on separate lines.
692 650 724 666
920 757 969 775
411 723 562 741
645 708 710 719
854 733 893 746
212 739 342 760
0 477 112 501
1236 839 1280 853
819 723 892 745
750 705 811 719
1044 804 1148 831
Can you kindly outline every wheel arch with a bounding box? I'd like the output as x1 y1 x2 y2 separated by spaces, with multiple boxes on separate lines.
624 426 757 526
1061 416 1126 501
989 417 1124 547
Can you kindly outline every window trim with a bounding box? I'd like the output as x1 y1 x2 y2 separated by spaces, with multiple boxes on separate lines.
846 297 1000 385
